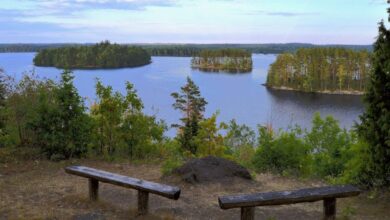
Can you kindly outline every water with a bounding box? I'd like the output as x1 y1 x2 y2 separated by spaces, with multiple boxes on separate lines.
0 53 364 136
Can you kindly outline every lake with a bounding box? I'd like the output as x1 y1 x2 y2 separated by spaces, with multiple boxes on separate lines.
0 53 364 136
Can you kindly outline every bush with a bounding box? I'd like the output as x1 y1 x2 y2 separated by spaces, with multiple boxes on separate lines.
253 126 311 176
91 80 166 159
31 70 91 159
305 113 354 178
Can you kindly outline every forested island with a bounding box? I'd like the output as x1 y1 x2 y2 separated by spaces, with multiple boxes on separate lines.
33 41 151 69
266 48 372 94
191 49 253 73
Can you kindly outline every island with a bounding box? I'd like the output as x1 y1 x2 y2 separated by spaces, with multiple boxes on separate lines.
191 49 253 73
265 48 372 95
33 41 151 69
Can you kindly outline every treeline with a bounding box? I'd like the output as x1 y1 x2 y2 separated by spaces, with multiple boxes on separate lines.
266 48 372 93
191 49 253 73
0 43 83 53
0 43 373 56
33 41 151 69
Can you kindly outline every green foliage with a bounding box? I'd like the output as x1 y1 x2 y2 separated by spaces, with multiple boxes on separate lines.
191 48 252 73
306 113 353 178
171 77 207 155
0 68 8 147
225 119 256 151
91 80 165 159
161 157 184 175
267 48 371 92
336 139 372 186
357 4 390 187
224 119 256 168
3 73 56 148
31 70 91 159
253 126 311 176
33 41 151 69
194 112 227 157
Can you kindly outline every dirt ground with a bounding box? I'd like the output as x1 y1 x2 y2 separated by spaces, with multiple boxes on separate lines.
0 159 389 220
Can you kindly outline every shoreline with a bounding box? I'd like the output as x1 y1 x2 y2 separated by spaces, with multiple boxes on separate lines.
262 84 365 95
191 65 252 73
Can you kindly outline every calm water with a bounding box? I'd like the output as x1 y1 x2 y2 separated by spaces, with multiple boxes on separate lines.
0 53 364 136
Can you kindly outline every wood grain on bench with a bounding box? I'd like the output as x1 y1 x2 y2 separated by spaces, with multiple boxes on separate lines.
218 185 360 220
65 165 181 215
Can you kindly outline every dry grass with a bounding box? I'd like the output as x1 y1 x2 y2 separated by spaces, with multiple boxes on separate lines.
0 159 389 220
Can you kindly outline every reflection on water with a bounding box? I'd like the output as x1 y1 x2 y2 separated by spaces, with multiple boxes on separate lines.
0 53 364 136
265 88 364 130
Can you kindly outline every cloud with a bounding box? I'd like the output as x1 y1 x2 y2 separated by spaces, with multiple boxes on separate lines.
31 0 176 12
369 0 387 5
247 10 319 17
266 11 318 17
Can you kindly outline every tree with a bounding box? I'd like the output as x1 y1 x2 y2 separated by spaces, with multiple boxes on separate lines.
91 80 125 155
32 70 91 160
305 113 352 178
171 77 207 154
357 2 390 186
194 112 226 157
224 119 256 152
120 82 165 159
5 72 56 147
33 41 151 69
266 48 371 92
91 80 166 158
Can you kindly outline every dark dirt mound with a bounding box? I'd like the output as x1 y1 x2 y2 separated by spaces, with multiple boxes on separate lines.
172 156 252 183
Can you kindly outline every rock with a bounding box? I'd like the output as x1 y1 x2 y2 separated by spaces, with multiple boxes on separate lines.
172 156 252 184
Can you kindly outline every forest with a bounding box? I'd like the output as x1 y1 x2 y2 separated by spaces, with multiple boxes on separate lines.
33 41 151 69
266 48 372 93
0 43 373 56
191 49 253 73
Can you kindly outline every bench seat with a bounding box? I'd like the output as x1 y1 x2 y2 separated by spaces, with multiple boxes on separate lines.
218 185 360 220
65 166 180 200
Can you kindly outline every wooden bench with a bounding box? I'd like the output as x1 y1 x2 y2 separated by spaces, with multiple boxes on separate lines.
218 185 360 220
65 165 181 215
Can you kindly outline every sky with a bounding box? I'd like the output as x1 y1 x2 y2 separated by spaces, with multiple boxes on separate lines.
0 0 388 44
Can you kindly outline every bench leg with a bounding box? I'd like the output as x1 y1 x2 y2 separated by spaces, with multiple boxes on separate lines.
323 198 336 220
241 207 255 220
89 178 99 201
138 190 149 215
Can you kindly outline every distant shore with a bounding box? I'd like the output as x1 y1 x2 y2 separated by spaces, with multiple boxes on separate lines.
262 84 364 95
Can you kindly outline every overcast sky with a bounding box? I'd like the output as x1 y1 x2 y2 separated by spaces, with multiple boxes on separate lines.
0 0 388 44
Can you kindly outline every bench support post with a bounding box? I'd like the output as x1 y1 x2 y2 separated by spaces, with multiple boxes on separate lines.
241 206 255 220
323 198 336 220
89 178 99 201
138 190 149 215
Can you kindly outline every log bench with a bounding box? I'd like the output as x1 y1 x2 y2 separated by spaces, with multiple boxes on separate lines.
65 165 181 215
218 185 360 220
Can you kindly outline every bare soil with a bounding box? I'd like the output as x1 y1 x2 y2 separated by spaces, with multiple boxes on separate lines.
0 159 389 220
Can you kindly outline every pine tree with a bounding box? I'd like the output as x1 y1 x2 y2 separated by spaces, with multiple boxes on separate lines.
171 77 207 154
357 1 390 186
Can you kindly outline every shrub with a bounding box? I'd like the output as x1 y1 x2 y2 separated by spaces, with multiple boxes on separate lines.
31 70 91 159
91 80 166 159
305 113 354 178
253 126 311 176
